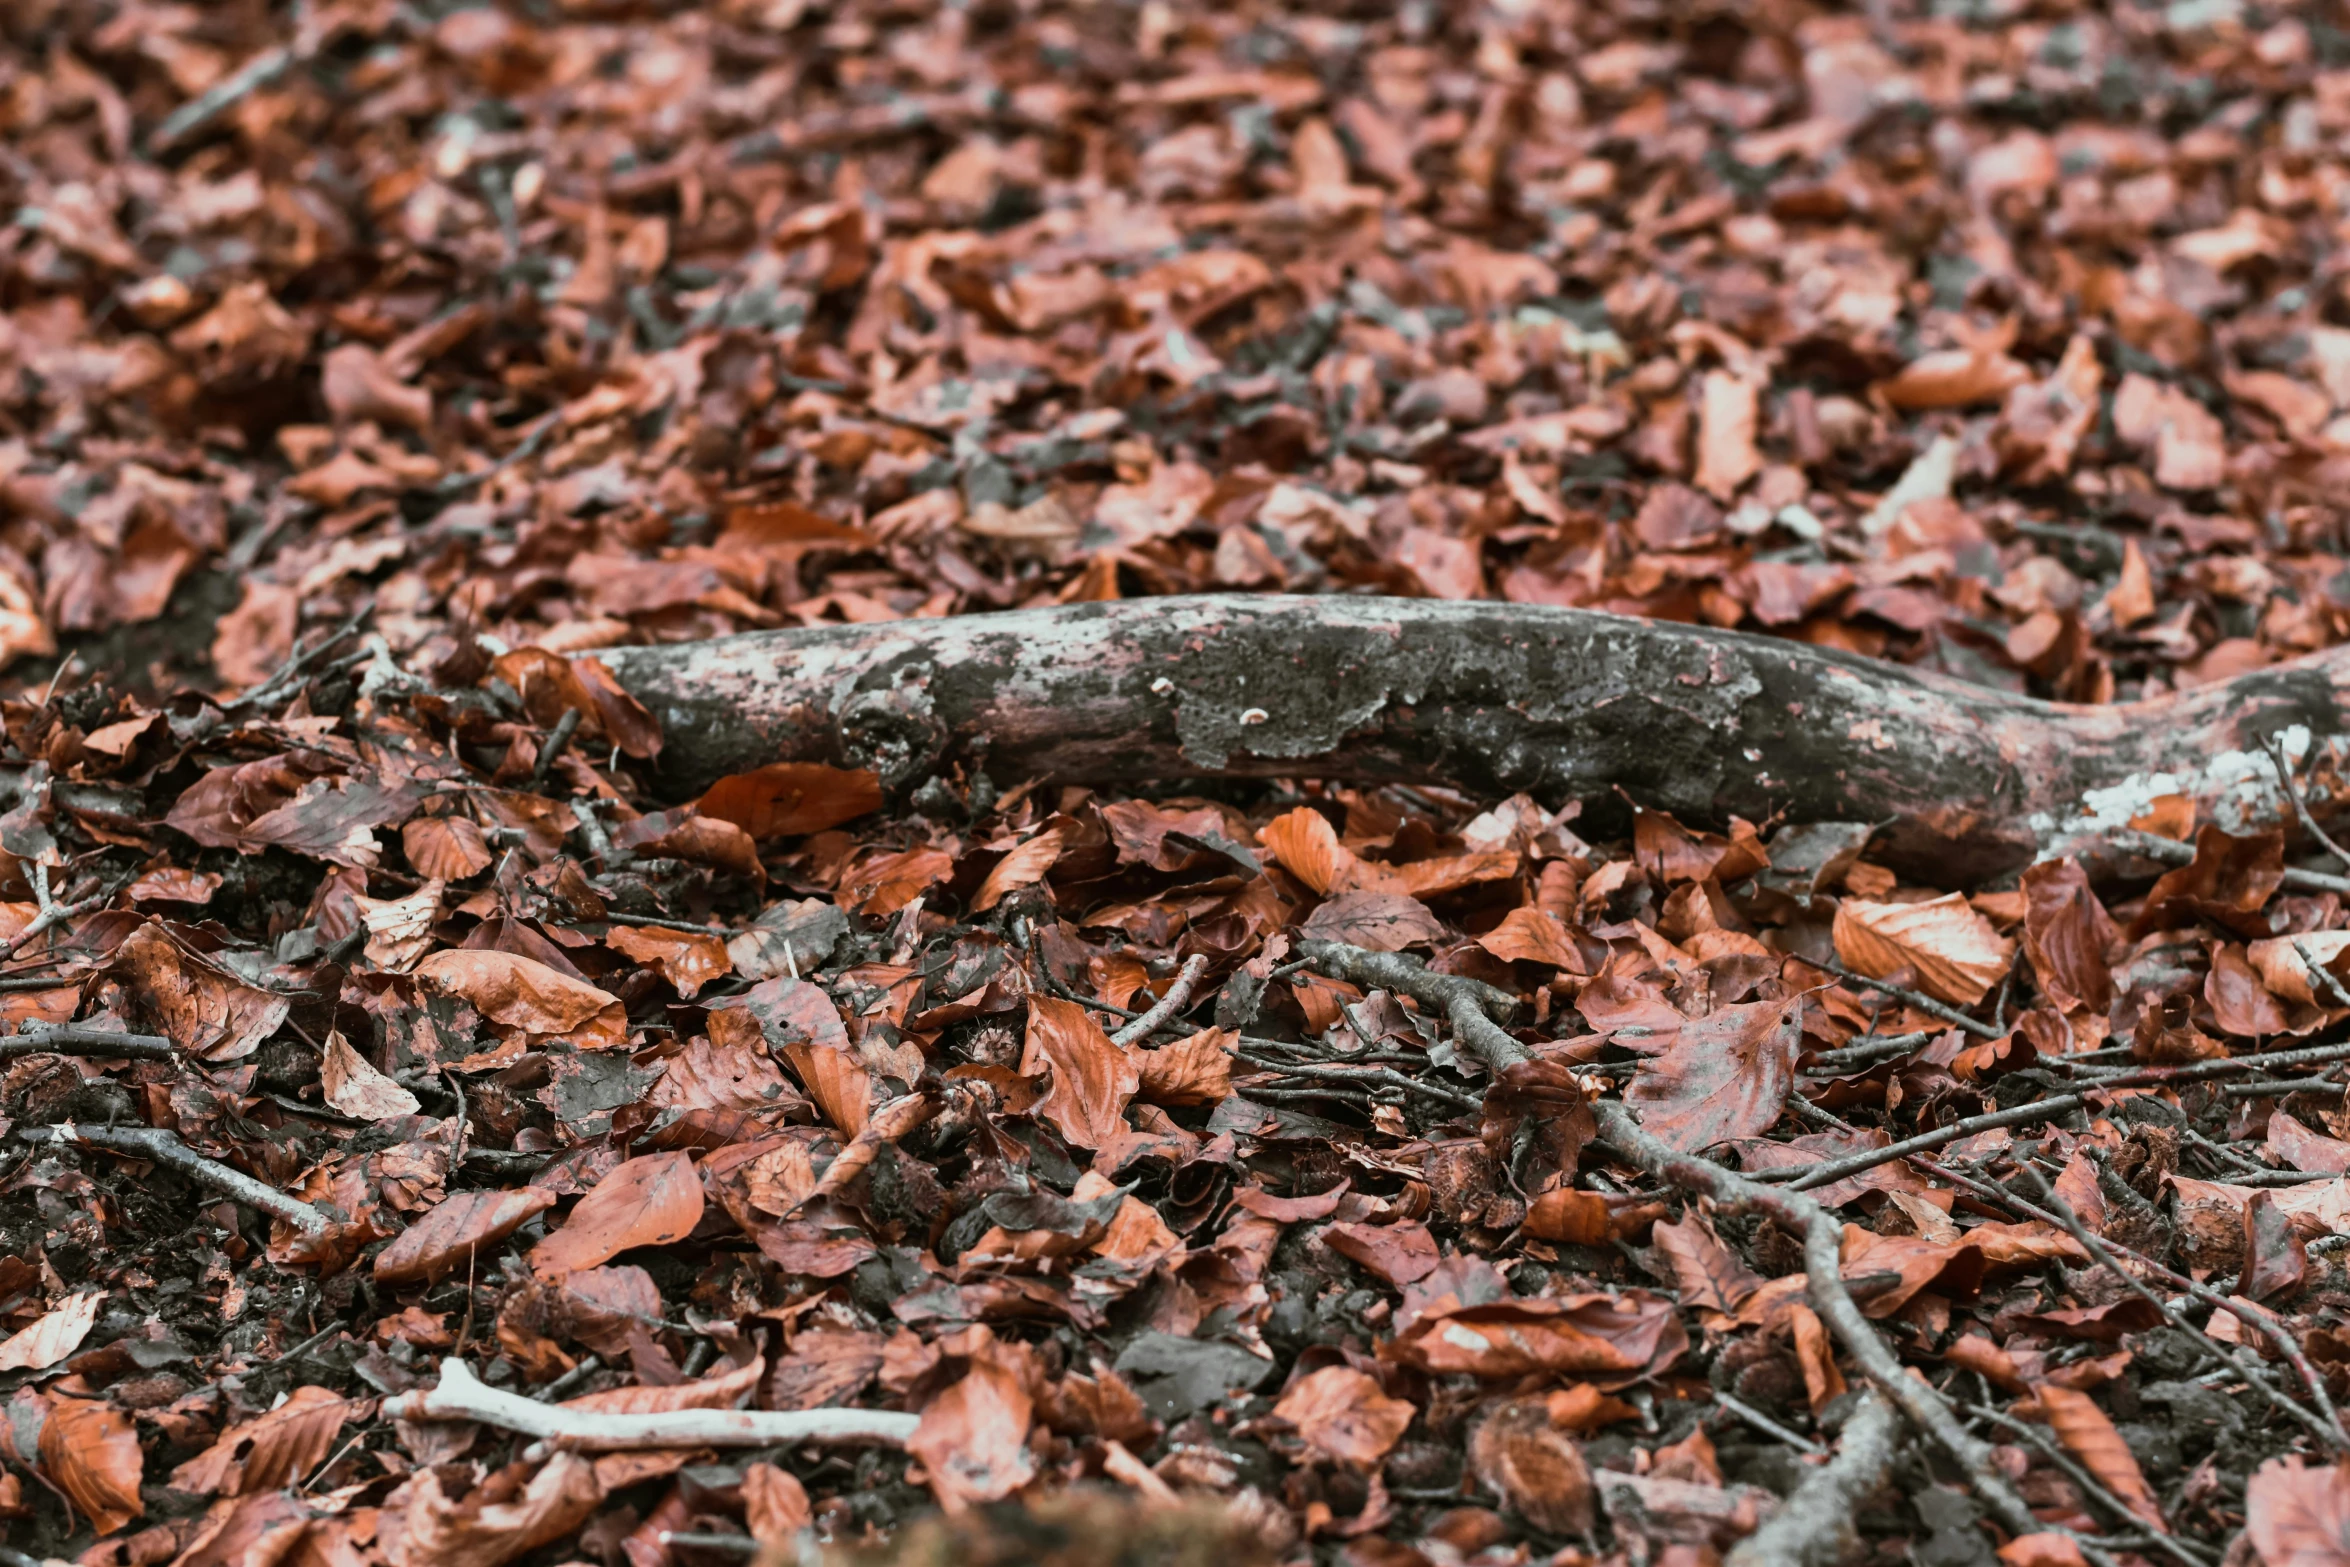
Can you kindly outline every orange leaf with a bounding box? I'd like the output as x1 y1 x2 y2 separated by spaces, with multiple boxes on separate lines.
415 949 627 1050
170 1386 352 1498
1833 893 2016 1006
1523 1188 1611 1245
0 1290 99 1372
2247 1456 2350 1567
1272 1366 1415 1470
697 762 883 839
972 826 1065 912
1626 997 1802 1152
403 815 493 880
1477 906 1586 971
910 1363 1034 1513
40 1396 143 1535
530 1151 705 1279
562 1355 763 1414
743 1462 812 1545
2033 1383 2165 1531
376 1187 559 1285
1134 1026 1233 1106
605 924 731 999
1468 1398 1593 1535
1257 806 1356 895
1019 995 1139 1150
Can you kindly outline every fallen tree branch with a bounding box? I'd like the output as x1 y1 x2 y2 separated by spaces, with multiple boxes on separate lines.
1723 1390 1900 1567
19 1123 336 1237
1290 940 2043 1542
600 594 2350 880
1109 954 1211 1046
0 1027 175 1063
383 1358 920 1449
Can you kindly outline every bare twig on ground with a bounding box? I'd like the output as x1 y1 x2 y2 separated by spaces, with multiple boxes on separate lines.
19 1123 337 1237
1706 1389 1826 1457
2264 732 2350 874
1293 940 2043 1541
2104 828 2350 896
0 1027 174 1063
530 707 583 792
384 1358 920 1449
1723 1390 1899 1567
1764 1096 2090 1190
148 45 295 154
1820 960 2002 1040
1961 1402 2216 1567
1109 954 1211 1045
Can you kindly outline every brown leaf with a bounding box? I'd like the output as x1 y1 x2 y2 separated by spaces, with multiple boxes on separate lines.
1477 905 1587 971
376 1187 559 1285
416 949 627 1050
1522 1188 1612 1245
170 1385 353 1498
1627 997 1801 1152
562 1356 762 1414
2244 1190 2309 1303
2249 931 2350 1007
107 922 288 1061
2247 1456 2350 1567
1649 1213 1762 1315
1789 1302 1847 1412
211 580 298 689
1019 995 1139 1150
323 342 433 431
40 1395 143 1535
489 649 661 759
1257 806 1354 894
605 925 731 999
1383 1289 1685 1379
742 1462 812 1547
1879 347 2032 410
323 1027 423 1120
972 826 1066 912
1325 1220 1442 1286
1297 890 1446 950
2032 1383 2165 1532
404 816 494 881
1693 371 1761 500
530 1151 705 1279
390 1452 604 1567
0 1290 99 1372
1833 894 2016 1006
2270 1111 2350 1175
2137 826 2284 938
1468 1398 1594 1535
697 763 883 840
910 1363 1035 1513
1135 1026 1234 1106
1273 1366 1414 1470
2019 858 2117 1016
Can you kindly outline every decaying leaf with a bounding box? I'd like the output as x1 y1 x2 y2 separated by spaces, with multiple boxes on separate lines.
322 1027 423 1120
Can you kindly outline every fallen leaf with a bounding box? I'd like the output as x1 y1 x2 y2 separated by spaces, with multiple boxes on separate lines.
2272 1111 2350 1175
376 1187 559 1285
2019 858 2117 1016
1019 995 1140 1150
1834 894 2016 1006
530 1151 705 1279
0 1290 100 1372
170 1385 352 1497
605 925 731 998
415 948 627 1050
910 1363 1035 1513
1469 1399 1593 1535
1477 905 1587 970
40 1396 143 1535
2247 1456 2350 1567
742 1462 812 1546
390 1451 604 1567
1272 1366 1415 1470
1135 1026 1234 1106
1627 997 1802 1152
2033 1383 2165 1532
1298 890 1446 950
322 1027 423 1120
973 826 1066 912
107 922 289 1061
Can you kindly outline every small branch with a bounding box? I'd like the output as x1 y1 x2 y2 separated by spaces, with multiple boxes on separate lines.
530 707 584 792
1110 954 1211 1046
19 1123 336 1237
148 45 294 154
2104 828 2350 896
1723 1390 1899 1567
1232 1050 1484 1112
1820 960 2001 1041
1018 917 1142 1018
0 867 124 966
2264 732 2350 874
1963 1403 2216 1567
1802 1031 1936 1075
0 1027 175 1063
383 1358 919 1449
1707 1389 1826 1458
1294 939 2040 1540
1769 1096 2090 1192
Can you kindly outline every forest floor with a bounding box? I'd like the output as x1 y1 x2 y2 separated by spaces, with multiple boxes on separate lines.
3 1 2350 1565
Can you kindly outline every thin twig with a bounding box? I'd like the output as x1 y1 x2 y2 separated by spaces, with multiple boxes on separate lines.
1766 1095 2089 1191
384 1358 919 1449
1963 1402 2215 1567
2264 732 2350 874
1723 1390 1895 1567
1110 954 1211 1046
1803 1031 1935 1075
149 44 294 154
1019 917 1142 1018
19 1123 336 1237
530 707 583 792
0 1026 174 1063
1820 960 2001 1040
1233 1050 1483 1111
1707 1388 1826 1457
1294 940 2042 1541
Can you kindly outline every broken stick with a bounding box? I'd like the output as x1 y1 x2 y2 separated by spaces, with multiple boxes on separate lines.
19 1123 336 1237
384 1357 920 1449
1723 1390 1900 1567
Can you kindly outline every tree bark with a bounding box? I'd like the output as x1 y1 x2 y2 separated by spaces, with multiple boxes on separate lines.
600 593 2349 881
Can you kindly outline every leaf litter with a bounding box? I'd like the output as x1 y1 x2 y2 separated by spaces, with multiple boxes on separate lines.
0 0 2347 1563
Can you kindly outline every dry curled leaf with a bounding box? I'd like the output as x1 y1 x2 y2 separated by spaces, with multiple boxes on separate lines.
40 1395 143 1536
2032 1383 2165 1532
0 1290 99 1372
1271 1366 1414 1470
529 1151 705 1279
909 1363 1036 1514
322 1026 423 1120
1834 894 2016 1006
170 1385 353 1498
